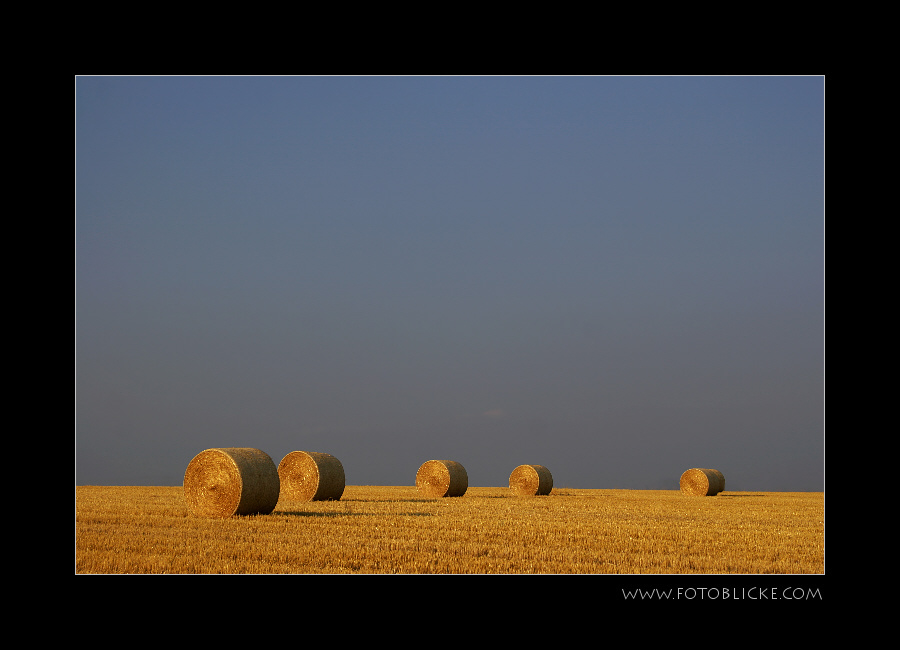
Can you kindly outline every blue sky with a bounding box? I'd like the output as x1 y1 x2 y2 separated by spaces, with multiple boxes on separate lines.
76 76 824 491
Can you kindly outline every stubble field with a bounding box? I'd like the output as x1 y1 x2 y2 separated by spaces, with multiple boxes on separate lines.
75 485 824 574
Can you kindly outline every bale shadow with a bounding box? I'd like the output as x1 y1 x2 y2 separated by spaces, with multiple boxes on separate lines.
273 510 434 518
338 498 433 503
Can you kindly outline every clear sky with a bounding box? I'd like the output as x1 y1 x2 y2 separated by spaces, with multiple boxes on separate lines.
76 76 824 491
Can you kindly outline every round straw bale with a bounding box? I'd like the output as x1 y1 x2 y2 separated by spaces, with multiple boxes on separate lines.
415 459 468 498
183 448 280 517
509 464 553 496
680 468 726 496
278 450 345 501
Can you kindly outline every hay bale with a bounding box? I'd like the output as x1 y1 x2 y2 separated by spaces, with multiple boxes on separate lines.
680 468 726 496
509 464 553 496
415 459 468 498
278 451 345 501
183 448 280 517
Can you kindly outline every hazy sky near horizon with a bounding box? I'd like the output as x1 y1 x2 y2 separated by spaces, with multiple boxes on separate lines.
76 76 824 491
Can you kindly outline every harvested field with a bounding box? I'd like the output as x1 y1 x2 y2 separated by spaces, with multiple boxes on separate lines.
76 485 824 574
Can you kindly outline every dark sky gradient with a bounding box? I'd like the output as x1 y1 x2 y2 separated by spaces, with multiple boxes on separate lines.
76 76 824 491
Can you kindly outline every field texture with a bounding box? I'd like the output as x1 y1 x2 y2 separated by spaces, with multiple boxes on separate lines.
75 485 824 574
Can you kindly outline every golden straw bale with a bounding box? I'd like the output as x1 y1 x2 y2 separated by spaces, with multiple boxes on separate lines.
183 447 280 517
415 459 468 498
509 464 553 496
278 451 345 501
680 468 726 496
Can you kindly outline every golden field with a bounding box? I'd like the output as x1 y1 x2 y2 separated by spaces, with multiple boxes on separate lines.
75 485 824 574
